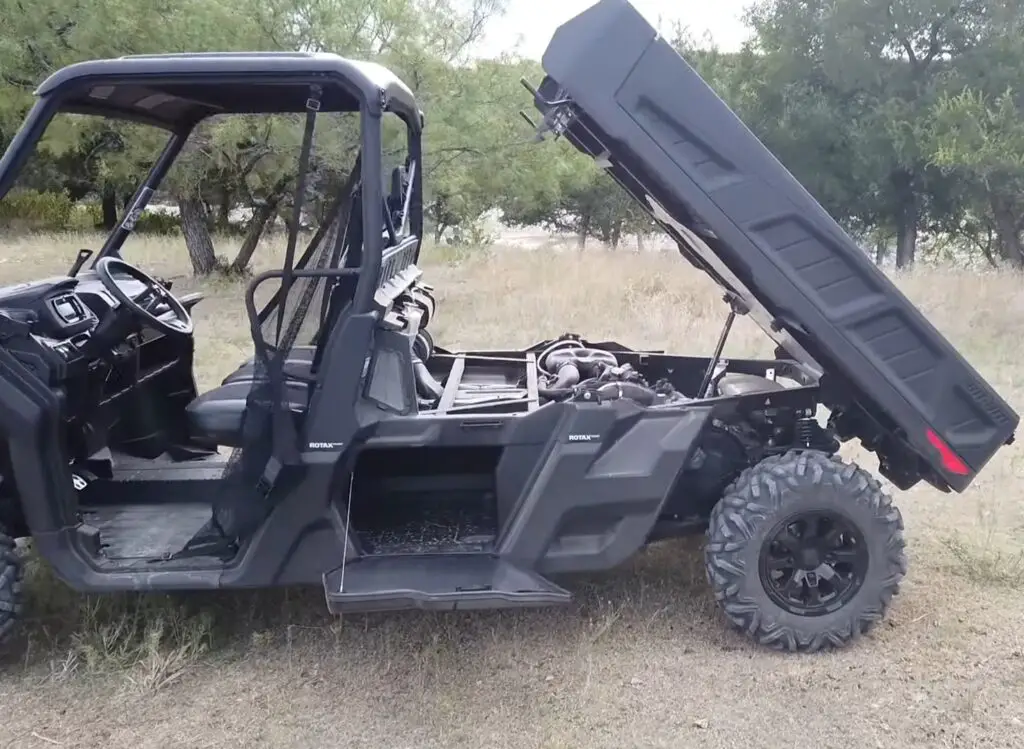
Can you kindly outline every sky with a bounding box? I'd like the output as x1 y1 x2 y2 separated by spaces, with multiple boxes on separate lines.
474 0 753 59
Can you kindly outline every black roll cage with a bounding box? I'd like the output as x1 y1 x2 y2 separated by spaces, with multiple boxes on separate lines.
0 56 426 322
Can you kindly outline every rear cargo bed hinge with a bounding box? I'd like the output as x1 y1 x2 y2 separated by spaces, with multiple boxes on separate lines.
723 291 750 316
518 78 576 141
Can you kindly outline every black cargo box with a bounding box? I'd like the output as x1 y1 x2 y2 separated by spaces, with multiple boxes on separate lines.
532 0 1017 491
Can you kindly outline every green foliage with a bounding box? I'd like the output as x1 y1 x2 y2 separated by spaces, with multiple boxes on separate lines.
926 86 1024 266
498 155 653 247
731 0 1024 267
133 211 182 236
0 192 180 235
929 88 1024 177
2 0 1024 269
0 189 75 229
414 56 550 240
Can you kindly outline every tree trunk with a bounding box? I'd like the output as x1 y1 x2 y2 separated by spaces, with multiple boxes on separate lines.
433 221 446 244
990 196 1024 269
895 218 917 269
178 197 219 275
874 233 887 266
230 200 279 274
637 233 645 252
217 186 232 231
577 214 591 250
610 222 622 249
101 183 118 230
276 206 295 240
229 177 293 273
891 171 918 269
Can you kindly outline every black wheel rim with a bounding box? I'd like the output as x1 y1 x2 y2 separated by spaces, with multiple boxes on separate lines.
758 510 869 617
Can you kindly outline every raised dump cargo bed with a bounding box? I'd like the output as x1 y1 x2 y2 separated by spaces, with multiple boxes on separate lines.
529 0 1018 492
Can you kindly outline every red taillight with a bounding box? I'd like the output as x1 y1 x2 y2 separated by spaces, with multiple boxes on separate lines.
926 429 970 476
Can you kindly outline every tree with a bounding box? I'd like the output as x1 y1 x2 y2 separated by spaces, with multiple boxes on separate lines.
743 0 999 268
922 9 1024 269
180 0 511 263
408 55 541 243
927 87 1024 267
498 158 654 249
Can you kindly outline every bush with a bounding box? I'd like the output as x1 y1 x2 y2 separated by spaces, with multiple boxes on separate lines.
132 210 180 235
0 189 75 230
0 190 182 235
68 202 104 231
67 202 180 235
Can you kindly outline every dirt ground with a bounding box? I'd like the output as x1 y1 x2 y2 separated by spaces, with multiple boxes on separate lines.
0 233 1022 749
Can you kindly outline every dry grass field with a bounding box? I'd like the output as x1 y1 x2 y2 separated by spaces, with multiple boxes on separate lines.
0 231 1022 749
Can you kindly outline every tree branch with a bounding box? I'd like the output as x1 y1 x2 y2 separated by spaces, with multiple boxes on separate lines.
47 18 78 51
922 19 943 66
2 74 36 89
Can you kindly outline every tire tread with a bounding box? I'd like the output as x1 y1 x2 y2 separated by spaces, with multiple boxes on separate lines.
704 450 907 653
0 528 23 644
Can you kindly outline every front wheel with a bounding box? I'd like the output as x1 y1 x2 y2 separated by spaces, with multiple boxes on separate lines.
704 450 907 653
0 527 23 645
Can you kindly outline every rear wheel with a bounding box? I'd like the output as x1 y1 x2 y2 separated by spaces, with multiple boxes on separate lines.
704 450 907 652
0 527 23 644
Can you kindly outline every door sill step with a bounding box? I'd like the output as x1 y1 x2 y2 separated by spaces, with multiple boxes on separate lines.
323 554 571 613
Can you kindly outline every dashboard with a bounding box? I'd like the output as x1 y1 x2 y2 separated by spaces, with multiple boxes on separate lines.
0 268 196 387
0 266 203 460
1 274 110 377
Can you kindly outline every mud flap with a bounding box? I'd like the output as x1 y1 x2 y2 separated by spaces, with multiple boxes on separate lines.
322 555 572 613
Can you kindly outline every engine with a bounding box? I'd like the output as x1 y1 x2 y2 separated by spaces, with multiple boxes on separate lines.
535 338 688 407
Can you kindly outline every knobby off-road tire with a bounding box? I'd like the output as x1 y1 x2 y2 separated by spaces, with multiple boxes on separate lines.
0 527 23 644
704 450 907 653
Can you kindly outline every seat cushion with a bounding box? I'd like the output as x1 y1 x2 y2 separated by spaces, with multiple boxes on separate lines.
186 379 311 448
716 373 786 398
222 345 318 385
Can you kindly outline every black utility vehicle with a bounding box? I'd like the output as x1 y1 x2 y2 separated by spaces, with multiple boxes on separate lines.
0 0 1016 652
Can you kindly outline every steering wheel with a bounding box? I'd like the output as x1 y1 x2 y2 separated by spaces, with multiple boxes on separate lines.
94 256 194 336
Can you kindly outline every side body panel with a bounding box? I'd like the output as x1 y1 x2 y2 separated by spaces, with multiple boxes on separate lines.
500 402 711 574
324 398 713 613
534 0 1018 490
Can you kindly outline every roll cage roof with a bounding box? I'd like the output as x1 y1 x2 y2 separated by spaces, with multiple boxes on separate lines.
0 52 426 286
31 52 423 132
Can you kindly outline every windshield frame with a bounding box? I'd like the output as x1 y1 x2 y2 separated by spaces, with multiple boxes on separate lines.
0 96 182 265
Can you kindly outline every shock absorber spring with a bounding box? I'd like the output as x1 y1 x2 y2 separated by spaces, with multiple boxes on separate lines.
795 416 817 448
